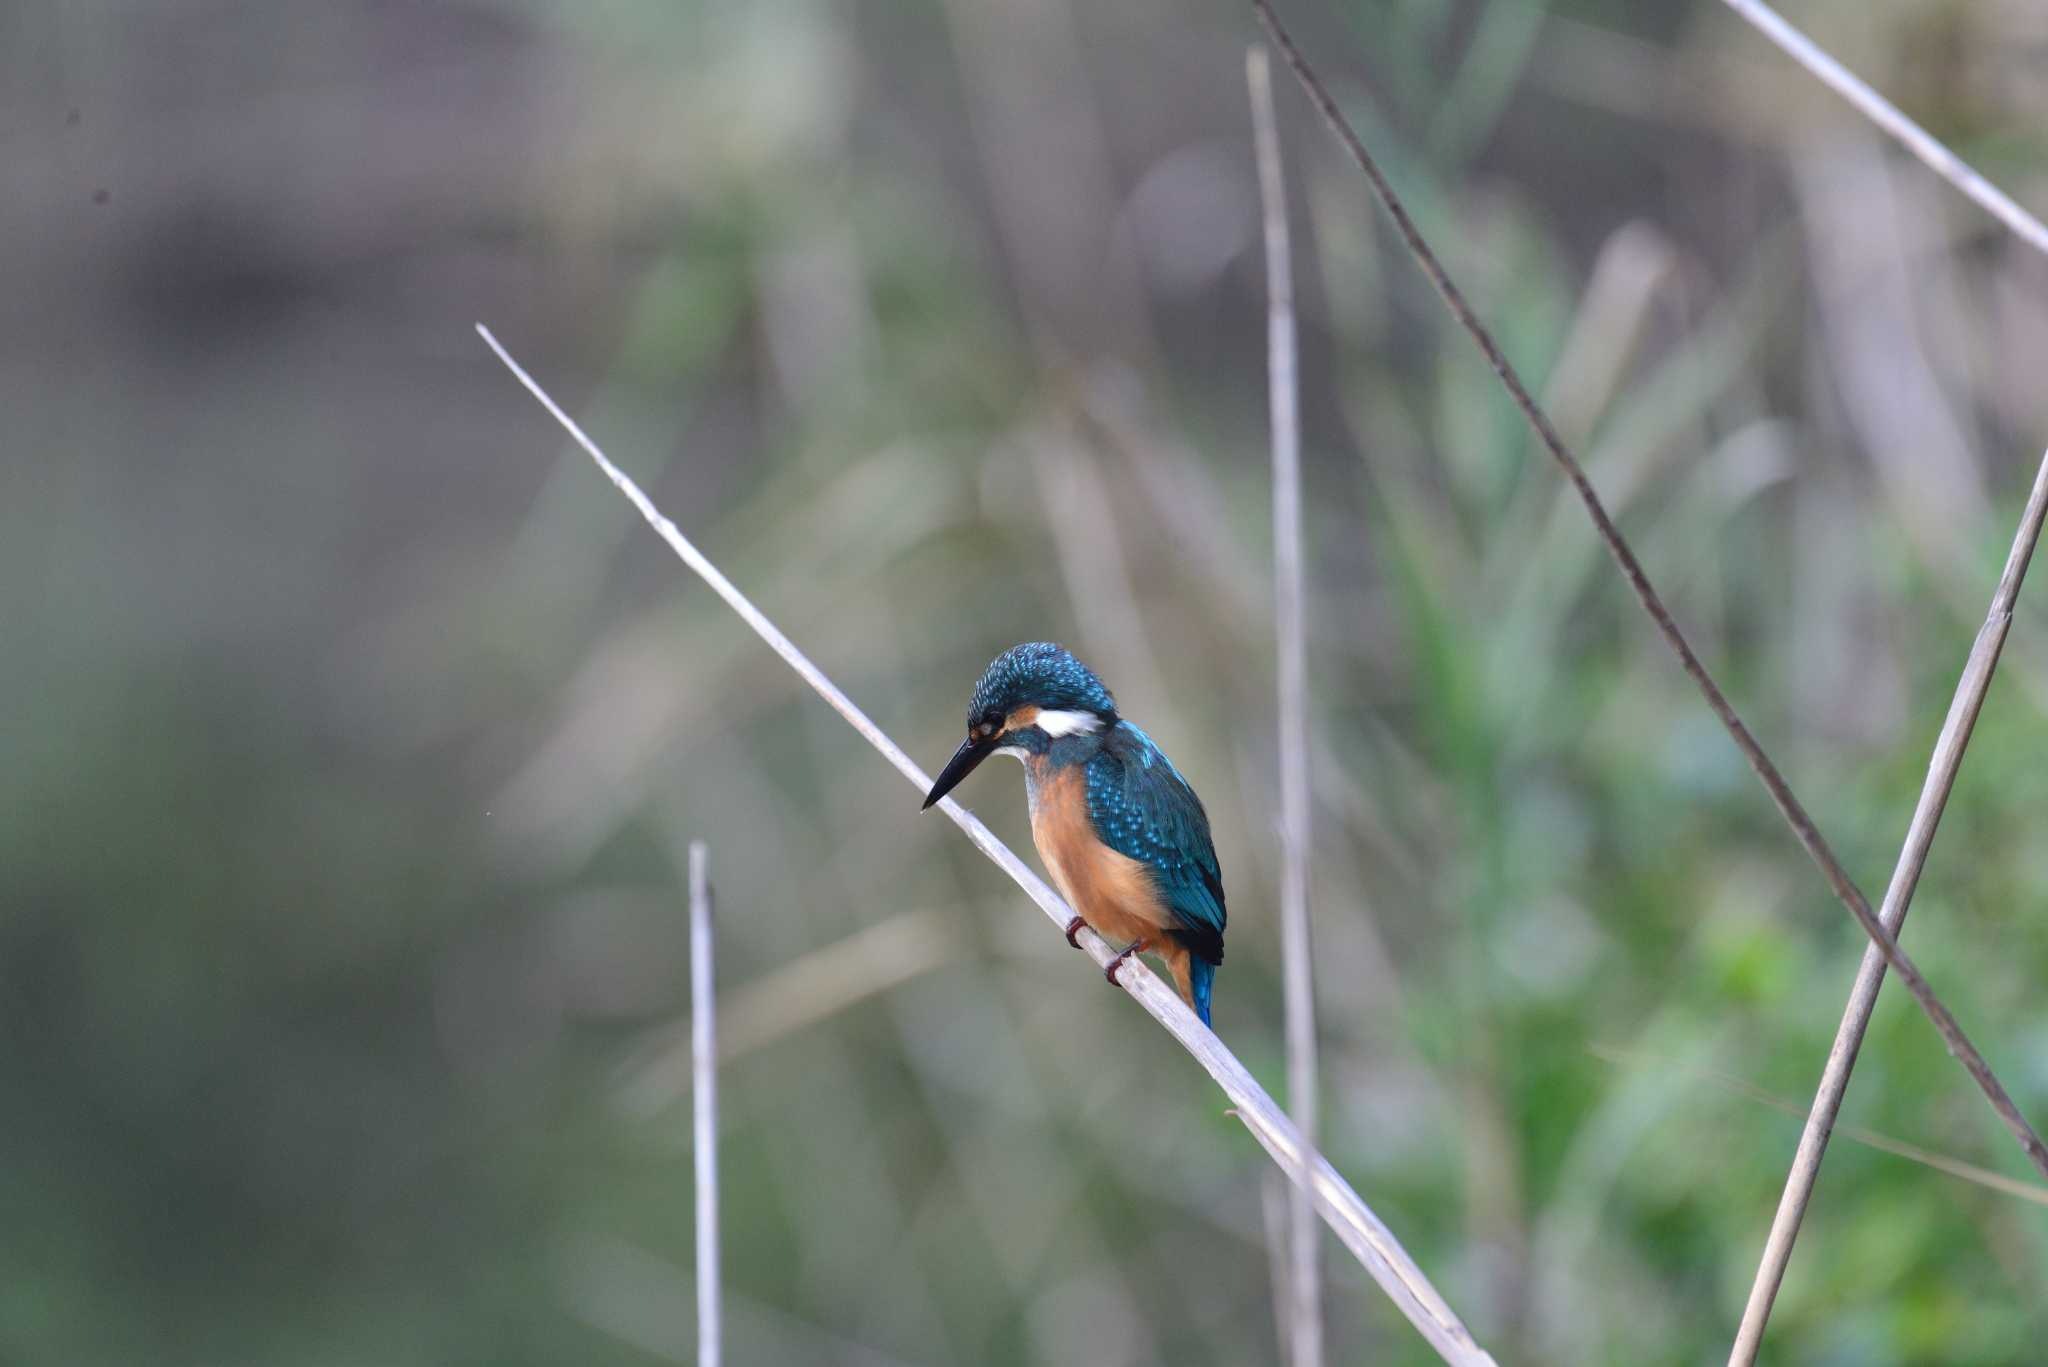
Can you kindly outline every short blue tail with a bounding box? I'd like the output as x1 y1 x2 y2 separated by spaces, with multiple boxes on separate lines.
1189 958 1215 1027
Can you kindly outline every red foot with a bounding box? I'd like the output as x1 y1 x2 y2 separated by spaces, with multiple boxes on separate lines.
1064 916 1086 948
1104 940 1147 986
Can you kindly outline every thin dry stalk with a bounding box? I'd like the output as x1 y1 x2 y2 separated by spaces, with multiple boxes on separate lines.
1249 41 1324 1367
1260 1170 1298 1361
1714 0 2048 258
1249 0 2048 1184
1587 1044 2048 1210
689 841 721 1367
475 323 1499 1366
1730 448 2048 1365
619 909 958 1114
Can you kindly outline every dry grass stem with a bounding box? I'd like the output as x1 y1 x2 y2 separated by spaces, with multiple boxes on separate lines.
1730 447 2048 1364
619 909 957 1114
1588 1045 2048 1210
1249 0 2048 1185
689 841 721 1367
1714 0 2048 258
475 323 1498 1366
1259 1170 1298 1360
1249 41 1324 1367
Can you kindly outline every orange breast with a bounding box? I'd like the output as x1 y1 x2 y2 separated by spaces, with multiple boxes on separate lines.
1028 760 1172 948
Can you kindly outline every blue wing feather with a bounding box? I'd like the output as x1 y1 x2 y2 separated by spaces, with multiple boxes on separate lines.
1083 723 1226 964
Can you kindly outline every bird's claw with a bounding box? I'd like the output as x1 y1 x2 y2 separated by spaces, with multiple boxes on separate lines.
1064 916 1086 948
1104 940 1146 987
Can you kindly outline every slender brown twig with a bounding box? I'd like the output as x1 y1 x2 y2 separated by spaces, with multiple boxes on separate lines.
475 323 1499 1366
689 841 721 1367
1249 42 1324 1367
1730 448 2048 1364
1249 0 2048 1184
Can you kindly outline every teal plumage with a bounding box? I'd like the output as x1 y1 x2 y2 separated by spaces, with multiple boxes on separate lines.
1085 724 1225 1019
967 640 1118 720
924 643 1226 1024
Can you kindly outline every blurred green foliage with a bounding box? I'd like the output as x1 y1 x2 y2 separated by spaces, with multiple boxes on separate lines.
7 0 2048 1362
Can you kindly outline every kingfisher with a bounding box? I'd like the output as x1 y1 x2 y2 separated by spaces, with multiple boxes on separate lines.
922 642 1226 1025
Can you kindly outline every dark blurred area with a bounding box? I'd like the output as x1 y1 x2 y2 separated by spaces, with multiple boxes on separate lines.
6 1 2048 1362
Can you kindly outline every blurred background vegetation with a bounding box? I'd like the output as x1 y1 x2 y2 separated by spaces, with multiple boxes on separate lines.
8 0 2048 1362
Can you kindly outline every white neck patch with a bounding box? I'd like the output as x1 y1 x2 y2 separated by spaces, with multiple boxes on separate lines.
1035 709 1104 739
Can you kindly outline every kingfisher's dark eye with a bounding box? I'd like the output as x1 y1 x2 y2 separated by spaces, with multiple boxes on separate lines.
974 715 1000 739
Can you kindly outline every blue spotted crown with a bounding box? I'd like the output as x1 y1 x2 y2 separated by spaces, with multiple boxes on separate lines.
968 643 1118 724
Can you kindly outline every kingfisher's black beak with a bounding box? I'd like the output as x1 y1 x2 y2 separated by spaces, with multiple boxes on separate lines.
923 734 998 810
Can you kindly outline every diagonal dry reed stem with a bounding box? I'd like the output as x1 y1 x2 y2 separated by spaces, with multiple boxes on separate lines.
475 323 1499 1366
1249 41 1325 1367
689 841 722 1367
1730 447 2048 1364
1248 0 2048 1181
1714 0 2048 258
618 909 962 1116
1588 1044 2048 1209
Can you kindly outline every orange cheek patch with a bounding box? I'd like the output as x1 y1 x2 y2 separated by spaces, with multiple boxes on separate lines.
1004 704 1041 733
